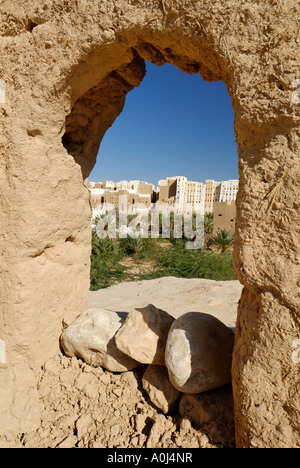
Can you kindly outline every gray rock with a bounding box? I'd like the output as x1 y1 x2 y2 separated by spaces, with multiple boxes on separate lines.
115 304 174 365
165 312 234 394
142 365 181 414
60 308 141 372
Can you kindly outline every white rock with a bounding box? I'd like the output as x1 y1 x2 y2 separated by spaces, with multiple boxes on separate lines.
115 304 174 365
60 308 140 372
165 312 234 394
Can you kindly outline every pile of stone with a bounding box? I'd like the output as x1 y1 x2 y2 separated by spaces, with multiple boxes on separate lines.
60 305 234 416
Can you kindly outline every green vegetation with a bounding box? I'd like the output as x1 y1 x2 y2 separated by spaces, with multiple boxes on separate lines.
90 213 237 291
210 228 234 253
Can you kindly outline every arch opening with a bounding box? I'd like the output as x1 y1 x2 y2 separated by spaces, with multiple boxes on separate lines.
58 40 241 449
1 0 299 450
56 27 300 447
61 31 231 181
86 60 239 290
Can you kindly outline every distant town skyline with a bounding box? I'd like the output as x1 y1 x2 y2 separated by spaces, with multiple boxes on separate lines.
89 61 239 187
89 175 238 191
89 176 239 216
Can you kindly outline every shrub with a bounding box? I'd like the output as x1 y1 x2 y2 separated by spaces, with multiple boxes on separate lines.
90 230 237 290
210 229 234 253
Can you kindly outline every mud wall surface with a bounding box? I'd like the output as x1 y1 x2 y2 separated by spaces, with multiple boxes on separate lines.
0 0 299 447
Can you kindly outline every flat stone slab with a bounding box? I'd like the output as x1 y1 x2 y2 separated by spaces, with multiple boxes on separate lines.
88 277 243 328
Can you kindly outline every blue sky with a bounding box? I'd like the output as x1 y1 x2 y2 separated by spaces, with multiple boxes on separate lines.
90 61 239 187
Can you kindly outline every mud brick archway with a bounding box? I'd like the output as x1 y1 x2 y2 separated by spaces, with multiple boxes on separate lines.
0 0 299 448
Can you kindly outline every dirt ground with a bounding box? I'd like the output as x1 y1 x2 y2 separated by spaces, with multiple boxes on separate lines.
3 353 234 449
119 257 158 279
1 278 241 449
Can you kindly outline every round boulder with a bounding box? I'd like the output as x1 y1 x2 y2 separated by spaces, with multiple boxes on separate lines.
165 312 234 394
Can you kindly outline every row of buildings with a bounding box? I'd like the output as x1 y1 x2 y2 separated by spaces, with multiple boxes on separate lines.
158 176 238 214
89 177 238 211
88 177 239 232
89 180 155 212
157 176 238 233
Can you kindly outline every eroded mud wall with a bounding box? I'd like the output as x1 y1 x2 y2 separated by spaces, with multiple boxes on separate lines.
0 0 299 447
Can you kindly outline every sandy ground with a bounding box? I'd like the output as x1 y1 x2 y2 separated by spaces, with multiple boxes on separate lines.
88 277 243 328
1 278 243 449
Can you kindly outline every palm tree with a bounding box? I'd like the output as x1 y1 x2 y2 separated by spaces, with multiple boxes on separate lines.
91 230 117 255
210 229 234 253
119 237 146 256
204 212 214 237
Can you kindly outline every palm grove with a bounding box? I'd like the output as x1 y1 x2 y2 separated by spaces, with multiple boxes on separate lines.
90 211 236 290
